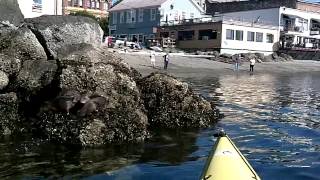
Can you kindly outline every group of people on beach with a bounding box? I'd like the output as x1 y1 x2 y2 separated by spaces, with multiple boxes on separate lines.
150 51 170 70
149 51 256 72
234 54 256 72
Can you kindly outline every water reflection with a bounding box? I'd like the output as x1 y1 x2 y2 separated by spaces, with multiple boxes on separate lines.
1 73 320 179
197 73 320 179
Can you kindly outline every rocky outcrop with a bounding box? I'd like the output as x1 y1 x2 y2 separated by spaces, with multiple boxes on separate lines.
31 45 149 145
211 52 294 64
0 92 19 135
25 16 103 60
0 0 24 26
0 70 9 90
139 73 220 128
0 13 220 146
0 26 47 76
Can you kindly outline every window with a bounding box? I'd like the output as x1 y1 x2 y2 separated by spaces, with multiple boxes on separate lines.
235 30 243 41
178 31 194 41
120 12 125 23
91 1 95 8
126 10 131 23
150 9 156 21
226 29 234 40
182 12 186 20
256 32 263 42
131 9 136 23
198 29 217 40
266 33 274 43
96 1 99 9
112 12 117 24
247 31 255 42
138 9 144 22
190 13 194 19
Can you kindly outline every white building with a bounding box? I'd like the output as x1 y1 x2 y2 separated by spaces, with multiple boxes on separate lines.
159 16 279 55
221 7 320 49
18 0 63 18
220 17 279 55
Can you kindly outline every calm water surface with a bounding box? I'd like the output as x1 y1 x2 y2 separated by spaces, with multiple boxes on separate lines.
0 72 320 179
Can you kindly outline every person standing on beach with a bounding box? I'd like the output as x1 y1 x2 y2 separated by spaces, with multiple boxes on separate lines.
163 52 170 70
234 54 241 71
150 51 156 68
249 57 256 72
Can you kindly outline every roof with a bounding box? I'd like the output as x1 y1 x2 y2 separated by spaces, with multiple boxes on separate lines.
109 0 168 12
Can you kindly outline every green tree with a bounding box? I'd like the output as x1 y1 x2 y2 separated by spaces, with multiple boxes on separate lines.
70 11 109 36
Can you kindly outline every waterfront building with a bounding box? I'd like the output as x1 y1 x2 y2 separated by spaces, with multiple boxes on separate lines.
205 0 320 15
108 0 205 43
18 0 63 18
158 16 279 55
63 0 111 17
219 7 320 50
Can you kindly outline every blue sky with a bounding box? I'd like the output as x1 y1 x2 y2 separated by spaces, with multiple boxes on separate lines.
306 0 319 2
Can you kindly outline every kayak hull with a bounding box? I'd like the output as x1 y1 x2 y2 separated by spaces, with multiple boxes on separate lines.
200 134 261 180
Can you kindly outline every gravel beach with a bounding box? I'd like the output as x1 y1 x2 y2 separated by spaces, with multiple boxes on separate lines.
118 52 320 78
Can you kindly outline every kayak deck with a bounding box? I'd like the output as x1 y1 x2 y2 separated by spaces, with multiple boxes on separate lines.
200 133 261 180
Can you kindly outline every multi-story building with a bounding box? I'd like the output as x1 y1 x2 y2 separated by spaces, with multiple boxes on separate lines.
63 0 111 17
18 0 63 18
108 0 205 43
158 16 279 55
219 6 320 49
205 0 319 15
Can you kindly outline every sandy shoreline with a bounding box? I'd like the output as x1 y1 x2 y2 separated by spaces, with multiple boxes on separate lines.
119 52 320 78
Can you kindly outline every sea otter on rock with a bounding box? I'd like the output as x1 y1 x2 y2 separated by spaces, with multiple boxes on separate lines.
50 89 81 114
77 94 107 117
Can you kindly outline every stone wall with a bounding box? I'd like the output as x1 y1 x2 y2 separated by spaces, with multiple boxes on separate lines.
278 49 320 60
205 0 297 15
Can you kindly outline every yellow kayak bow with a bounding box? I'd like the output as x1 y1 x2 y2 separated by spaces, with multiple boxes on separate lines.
200 131 261 180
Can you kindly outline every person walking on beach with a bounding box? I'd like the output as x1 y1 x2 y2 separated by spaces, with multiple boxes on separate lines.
249 57 256 72
234 54 241 71
163 52 170 70
150 51 156 68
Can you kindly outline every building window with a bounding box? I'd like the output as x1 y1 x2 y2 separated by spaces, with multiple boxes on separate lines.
126 10 131 23
226 29 234 40
267 33 274 43
33 0 43 12
138 9 144 22
182 12 186 20
178 31 194 41
120 12 125 23
150 8 156 21
247 31 255 42
190 13 194 19
131 9 136 23
256 32 263 42
91 1 96 9
112 12 117 24
235 30 243 41
198 29 217 40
